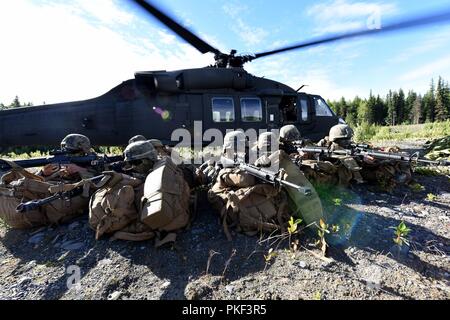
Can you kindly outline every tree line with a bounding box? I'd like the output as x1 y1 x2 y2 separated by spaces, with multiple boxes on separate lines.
0 96 33 110
327 76 450 126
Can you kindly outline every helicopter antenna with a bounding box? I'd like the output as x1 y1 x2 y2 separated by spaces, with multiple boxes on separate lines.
296 85 308 92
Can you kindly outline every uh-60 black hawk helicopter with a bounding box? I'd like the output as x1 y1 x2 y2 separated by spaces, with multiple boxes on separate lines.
1 0 450 149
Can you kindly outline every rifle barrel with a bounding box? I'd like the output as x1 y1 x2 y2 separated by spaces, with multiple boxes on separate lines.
16 174 106 213
240 163 311 195
16 193 61 213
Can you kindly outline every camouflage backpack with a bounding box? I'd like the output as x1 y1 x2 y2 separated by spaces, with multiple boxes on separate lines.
140 157 192 234
0 163 91 229
208 167 290 240
89 172 146 240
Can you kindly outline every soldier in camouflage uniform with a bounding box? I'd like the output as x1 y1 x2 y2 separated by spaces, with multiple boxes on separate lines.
199 131 246 185
90 139 193 244
315 124 365 186
128 135 173 159
39 134 99 181
207 131 291 239
319 124 412 191
0 134 101 229
89 140 159 241
254 131 278 167
279 125 340 186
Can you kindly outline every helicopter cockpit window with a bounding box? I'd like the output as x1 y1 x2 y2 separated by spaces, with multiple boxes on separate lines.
241 98 262 122
212 97 235 122
313 97 334 117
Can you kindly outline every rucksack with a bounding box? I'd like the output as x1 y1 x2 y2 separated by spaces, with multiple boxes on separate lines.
89 173 144 240
208 168 290 240
140 157 191 232
0 167 89 229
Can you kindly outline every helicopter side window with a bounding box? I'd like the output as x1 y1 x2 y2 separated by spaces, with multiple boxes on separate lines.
299 98 309 121
241 98 262 122
212 97 235 122
313 97 334 117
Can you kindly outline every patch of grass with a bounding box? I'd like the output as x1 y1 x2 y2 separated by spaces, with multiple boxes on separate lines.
2 146 125 160
354 121 450 143
97 146 123 155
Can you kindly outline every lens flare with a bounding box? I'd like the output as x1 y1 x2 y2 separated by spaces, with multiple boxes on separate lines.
315 184 364 248
153 106 171 121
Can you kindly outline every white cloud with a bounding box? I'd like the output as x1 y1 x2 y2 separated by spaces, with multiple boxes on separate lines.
222 3 247 18
307 0 397 34
0 0 214 105
68 0 136 26
247 54 361 101
222 3 268 46
398 55 450 82
390 26 450 63
232 19 268 46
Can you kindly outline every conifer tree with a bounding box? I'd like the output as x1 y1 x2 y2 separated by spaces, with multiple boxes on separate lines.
435 76 449 121
412 95 423 124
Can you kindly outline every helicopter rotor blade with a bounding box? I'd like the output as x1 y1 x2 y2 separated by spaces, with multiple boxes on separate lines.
132 0 221 55
253 8 450 60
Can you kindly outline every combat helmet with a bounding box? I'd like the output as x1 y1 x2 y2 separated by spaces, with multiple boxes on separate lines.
124 141 158 162
128 135 147 145
329 124 354 142
61 134 91 154
223 131 246 154
149 139 163 148
279 125 301 142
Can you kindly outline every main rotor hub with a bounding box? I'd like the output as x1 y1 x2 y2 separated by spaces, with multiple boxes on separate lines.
214 50 255 68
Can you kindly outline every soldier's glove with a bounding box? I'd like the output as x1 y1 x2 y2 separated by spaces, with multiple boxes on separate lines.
199 159 217 184
42 164 59 177
101 171 124 188
255 155 271 168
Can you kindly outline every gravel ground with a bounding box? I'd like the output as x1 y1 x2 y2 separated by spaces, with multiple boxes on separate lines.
0 142 449 300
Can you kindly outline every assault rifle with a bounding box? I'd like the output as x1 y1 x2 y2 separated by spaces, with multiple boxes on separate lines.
16 174 107 213
0 151 124 172
297 146 450 166
221 156 312 196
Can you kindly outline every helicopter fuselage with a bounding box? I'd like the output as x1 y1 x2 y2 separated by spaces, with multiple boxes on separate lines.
0 67 339 149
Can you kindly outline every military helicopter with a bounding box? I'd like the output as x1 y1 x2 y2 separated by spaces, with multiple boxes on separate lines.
1 0 449 149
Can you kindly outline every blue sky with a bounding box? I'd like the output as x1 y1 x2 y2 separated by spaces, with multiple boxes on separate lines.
1 0 450 105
